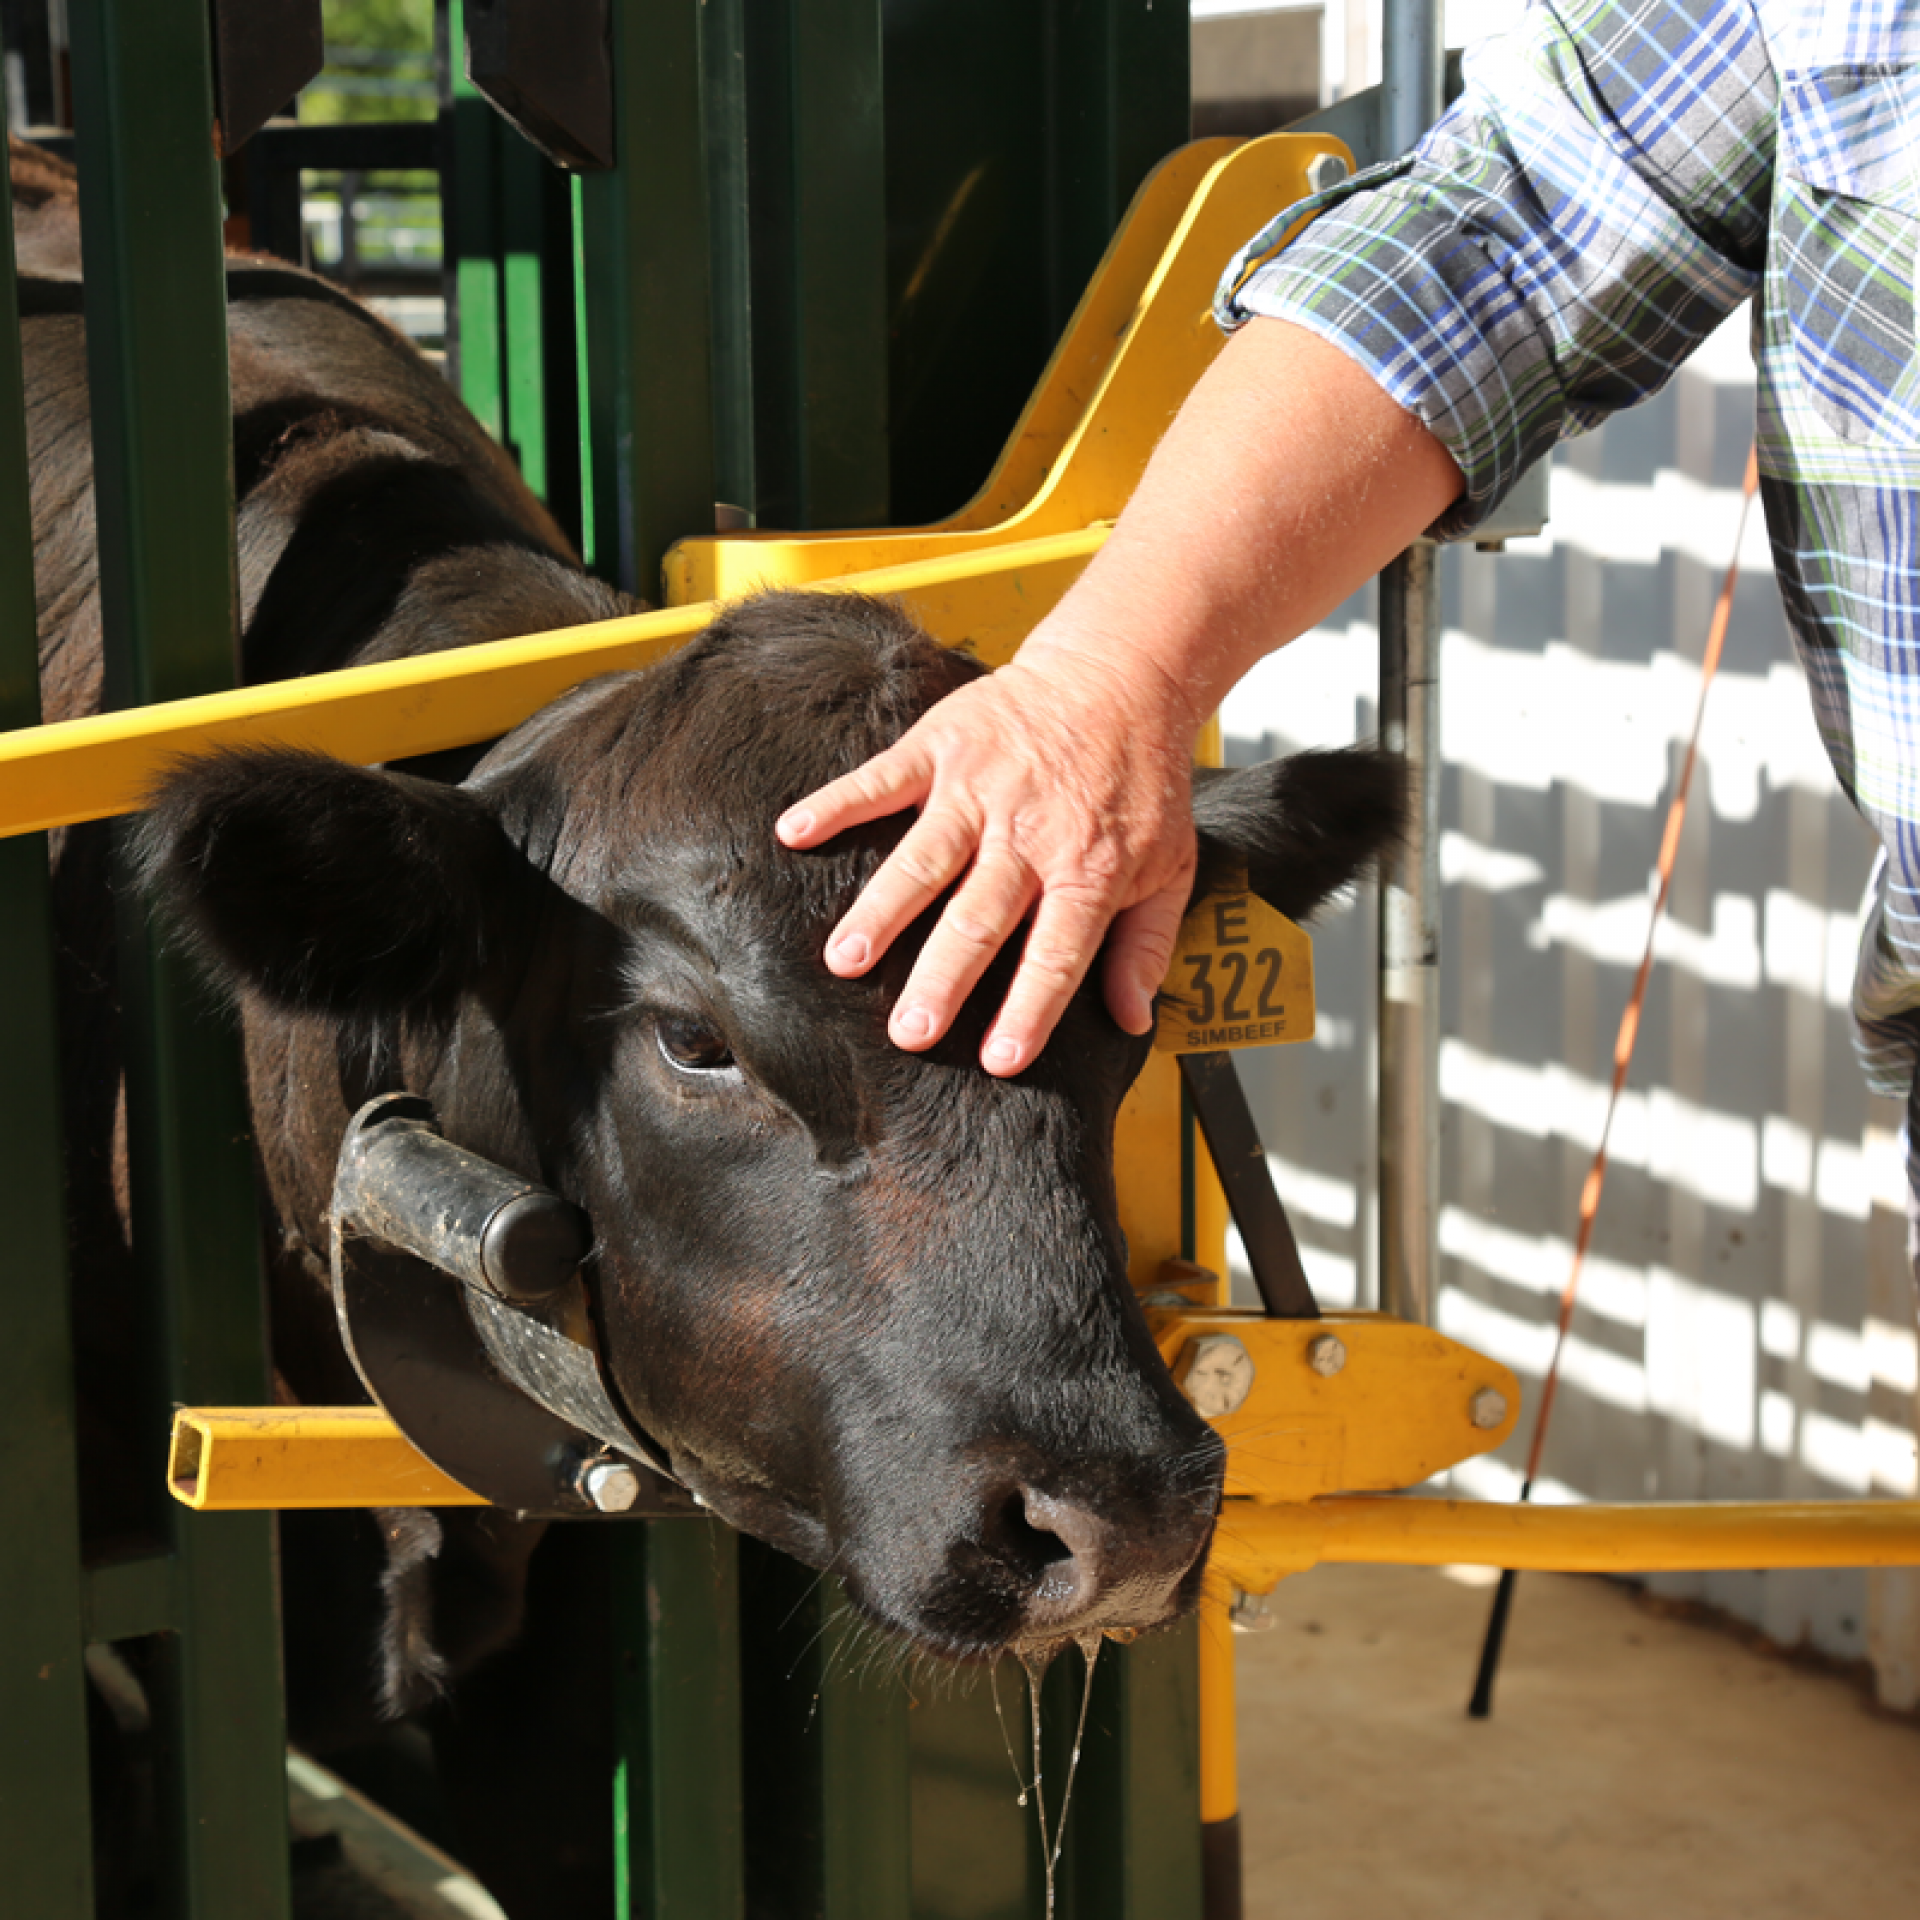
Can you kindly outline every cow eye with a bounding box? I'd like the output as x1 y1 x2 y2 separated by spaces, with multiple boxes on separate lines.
655 1015 735 1074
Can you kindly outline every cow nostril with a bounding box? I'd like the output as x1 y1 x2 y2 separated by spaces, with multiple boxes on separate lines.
997 1490 1074 1571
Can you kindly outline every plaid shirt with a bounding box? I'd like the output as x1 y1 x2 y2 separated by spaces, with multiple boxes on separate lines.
1218 0 1920 1112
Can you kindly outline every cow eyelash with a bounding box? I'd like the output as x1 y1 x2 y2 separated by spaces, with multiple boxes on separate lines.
654 1014 737 1076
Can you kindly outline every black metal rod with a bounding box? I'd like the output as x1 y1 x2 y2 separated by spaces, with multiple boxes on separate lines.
1179 1051 1319 1319
1467 1478 1534 1718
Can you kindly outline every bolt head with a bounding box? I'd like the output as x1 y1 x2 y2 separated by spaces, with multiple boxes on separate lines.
579 1459 642 1513
1229 1588 1277 1632
1305 151 1351 194
1469 1387 1509 1431
1176 1334 1257 1420
1306 1333 1347 1377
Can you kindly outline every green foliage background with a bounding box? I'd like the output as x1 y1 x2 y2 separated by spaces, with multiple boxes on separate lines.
306 0 436 126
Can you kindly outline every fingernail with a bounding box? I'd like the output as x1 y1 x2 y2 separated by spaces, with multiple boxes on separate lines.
894 1006 935 1044
986 1035 1022 1071
831 932 870 969
778 807 814 840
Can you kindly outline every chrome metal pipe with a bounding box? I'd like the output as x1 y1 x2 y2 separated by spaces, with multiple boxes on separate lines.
1377 546 1442 1323
1374 0 1448 1325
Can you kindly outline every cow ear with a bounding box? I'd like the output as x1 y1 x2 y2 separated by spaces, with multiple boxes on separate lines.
1189 746 1406 923
135 747 519 1018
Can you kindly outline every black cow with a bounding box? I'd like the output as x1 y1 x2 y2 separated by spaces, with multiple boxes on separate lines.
16 137 1400 1914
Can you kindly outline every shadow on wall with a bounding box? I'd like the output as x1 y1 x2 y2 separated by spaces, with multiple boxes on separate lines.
1218 312 1920 1703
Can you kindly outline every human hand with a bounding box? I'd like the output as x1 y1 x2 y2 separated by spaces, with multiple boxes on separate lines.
774 639 1201 1076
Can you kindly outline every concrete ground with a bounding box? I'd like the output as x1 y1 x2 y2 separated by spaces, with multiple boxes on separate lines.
1235 1564 1920 1920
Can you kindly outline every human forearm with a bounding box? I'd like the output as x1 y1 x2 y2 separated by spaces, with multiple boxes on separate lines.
1015 314 1464 741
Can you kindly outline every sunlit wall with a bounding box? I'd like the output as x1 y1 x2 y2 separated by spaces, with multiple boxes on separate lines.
1219 309 1920 1706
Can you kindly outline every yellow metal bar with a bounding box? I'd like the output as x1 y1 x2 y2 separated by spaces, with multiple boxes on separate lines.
1210 1495 1920 1593
168 1407 1920 1587
0 527 1104 839
1197 1591 1238 1827
663 133 1353 604
168 1407 484 1511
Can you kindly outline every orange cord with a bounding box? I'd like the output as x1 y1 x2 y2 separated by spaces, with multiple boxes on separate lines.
1519 446 1761 1490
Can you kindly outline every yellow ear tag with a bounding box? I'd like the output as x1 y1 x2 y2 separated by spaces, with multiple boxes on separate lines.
1153 881 1315 1054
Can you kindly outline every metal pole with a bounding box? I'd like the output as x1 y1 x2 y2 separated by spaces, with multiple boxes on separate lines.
1376 0 1446 1324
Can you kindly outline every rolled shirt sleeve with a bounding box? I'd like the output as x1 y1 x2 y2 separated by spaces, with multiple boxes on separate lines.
1216 0 1776 537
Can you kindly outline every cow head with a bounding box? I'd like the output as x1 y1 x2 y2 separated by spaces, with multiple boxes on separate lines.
140 590 1401 1660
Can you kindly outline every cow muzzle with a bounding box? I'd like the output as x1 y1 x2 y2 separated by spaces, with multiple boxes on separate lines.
844 1430 1224 1658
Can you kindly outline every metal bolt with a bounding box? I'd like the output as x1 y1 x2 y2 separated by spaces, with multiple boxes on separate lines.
1176 1334 1257 1420
1306 1333 1347 1377
1305 152 1351 194
577 1458 641 1514
1229 1588 1276 1633
1469 1387 1509 1431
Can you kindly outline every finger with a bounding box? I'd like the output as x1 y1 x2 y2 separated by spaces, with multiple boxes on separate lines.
978 884 1117 1076
1100 885 1190 1036
775 737 932 848
822 806 990 981
885 850 1039 1051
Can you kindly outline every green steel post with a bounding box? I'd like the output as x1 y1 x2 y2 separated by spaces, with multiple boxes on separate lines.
908 1670 1043 1920
699 0 756 521
741 0 888 530
499 132 550 502
614 1523 744 1920
578 7 740 1907
446 0 506 444
577 0 715 598
65 7 291 1919
1064 1625 1204 1920
0 78 96 1920
741 1546 912 1919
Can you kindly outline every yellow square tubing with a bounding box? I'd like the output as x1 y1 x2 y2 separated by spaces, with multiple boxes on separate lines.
169 1407 484 1511
0 529 1106 841
1208 1495 1920 1590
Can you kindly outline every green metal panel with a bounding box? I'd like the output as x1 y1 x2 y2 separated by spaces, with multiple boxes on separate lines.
614 1523 745 1919
882 0 1190 522
904 1626 1202 1920
64 7 291 1919
740 0 889 530
909 1672 1041 1920
1047 0 1194 288
577 0 715 597
0 70 96 1920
